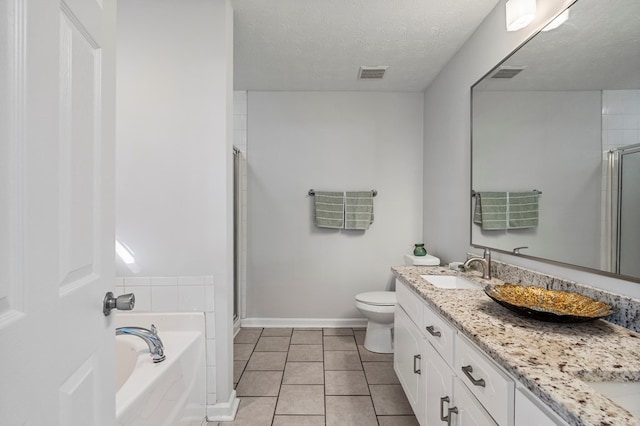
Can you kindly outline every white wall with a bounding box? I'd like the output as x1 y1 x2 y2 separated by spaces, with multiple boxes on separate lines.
422 0 640 299
116 0 235 416
246 91 424 322
472 90 602 267
117 0 222 277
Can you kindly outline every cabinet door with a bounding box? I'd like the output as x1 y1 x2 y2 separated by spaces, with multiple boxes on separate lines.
451 378 498 426
424 342 454 425
515 388 569 426
394 306 425 424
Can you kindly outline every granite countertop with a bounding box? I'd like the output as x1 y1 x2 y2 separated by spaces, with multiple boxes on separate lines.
392 265 640 426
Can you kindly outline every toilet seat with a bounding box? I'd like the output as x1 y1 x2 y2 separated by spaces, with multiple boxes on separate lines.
355 291 396 306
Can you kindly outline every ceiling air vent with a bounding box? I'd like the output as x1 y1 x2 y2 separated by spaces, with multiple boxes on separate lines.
358 66 388 80
491 66 526 79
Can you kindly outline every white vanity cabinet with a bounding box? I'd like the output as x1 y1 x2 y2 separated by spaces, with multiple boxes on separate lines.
396 279 488 425
395 279 515 426
423 304 500 426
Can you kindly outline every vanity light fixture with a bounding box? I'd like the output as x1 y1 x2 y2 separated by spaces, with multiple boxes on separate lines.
541 9 569 31
505 0 537 32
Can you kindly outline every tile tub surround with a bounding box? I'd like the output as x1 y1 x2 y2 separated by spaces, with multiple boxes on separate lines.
115 275 218 405
392 266 640 426
488 259 640 332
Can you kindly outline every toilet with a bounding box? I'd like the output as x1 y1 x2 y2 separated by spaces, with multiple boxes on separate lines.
355 291 397 354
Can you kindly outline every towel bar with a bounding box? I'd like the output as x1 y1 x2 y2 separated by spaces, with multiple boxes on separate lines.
308 189 377 197
471 189 542 197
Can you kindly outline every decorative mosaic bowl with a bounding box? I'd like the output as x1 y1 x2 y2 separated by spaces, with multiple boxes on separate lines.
484 284 614 323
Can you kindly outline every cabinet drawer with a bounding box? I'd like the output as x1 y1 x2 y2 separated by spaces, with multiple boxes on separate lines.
455 334 514 426
396 279 423 328
453 377 498 426
423 303 455 366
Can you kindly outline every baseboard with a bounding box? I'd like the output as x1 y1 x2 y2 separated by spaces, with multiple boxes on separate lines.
206 390 240 422
241 317 368 328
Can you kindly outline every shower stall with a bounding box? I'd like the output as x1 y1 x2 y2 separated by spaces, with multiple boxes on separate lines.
607 144 640 277
233 147 245 325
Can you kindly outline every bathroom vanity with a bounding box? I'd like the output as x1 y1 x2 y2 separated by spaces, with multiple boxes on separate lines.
392 266 640 426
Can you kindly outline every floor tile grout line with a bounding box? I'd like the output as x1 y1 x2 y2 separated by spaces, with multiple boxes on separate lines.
322 339 326 426
231 327 414 426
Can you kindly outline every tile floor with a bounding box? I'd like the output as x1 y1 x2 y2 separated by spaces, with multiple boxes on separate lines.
209 327 419 426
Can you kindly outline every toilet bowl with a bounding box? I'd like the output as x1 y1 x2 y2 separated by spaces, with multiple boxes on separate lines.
355 291 396 354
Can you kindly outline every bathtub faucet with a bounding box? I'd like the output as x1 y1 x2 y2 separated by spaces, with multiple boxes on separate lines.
116 324 166 363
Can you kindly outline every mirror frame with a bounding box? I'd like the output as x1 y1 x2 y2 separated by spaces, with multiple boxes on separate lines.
469 0 640 284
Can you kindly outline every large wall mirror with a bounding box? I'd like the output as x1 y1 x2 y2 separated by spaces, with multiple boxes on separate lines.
471 0 640 282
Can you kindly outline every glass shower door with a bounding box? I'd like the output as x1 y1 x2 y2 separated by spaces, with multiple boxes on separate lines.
617 145 640 276
233 147 240 322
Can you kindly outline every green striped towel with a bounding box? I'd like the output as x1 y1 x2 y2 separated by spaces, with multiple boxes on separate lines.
314 191 344 229
345 191 374 230
474 191 539 230
507 192 539 229
473 192 508 230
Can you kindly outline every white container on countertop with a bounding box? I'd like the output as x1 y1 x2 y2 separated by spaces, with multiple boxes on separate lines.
404 254 440 266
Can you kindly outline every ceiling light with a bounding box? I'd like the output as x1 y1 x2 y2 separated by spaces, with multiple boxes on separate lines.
541 9 569 32
505 0 536 32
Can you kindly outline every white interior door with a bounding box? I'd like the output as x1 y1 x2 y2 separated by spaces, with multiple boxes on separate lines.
0 0 116 424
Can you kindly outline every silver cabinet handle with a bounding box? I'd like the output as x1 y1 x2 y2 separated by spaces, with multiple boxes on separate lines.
461 365 486 387
447 406 458 426
440 396 450 421
413 354 421 374
440 396 458 426
103 291 135 316
426 325 441 337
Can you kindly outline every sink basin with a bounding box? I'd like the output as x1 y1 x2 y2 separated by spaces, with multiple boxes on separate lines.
420 275 481 290
586 381 640 417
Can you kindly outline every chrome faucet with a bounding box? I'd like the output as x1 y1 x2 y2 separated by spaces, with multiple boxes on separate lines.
463 248 492 280
116 324 166 363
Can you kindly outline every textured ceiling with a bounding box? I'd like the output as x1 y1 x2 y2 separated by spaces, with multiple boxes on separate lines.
475 0 640 91
231 0 501 91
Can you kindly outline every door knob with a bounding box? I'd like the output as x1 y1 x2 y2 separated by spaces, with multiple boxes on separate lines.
103 292 135 316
